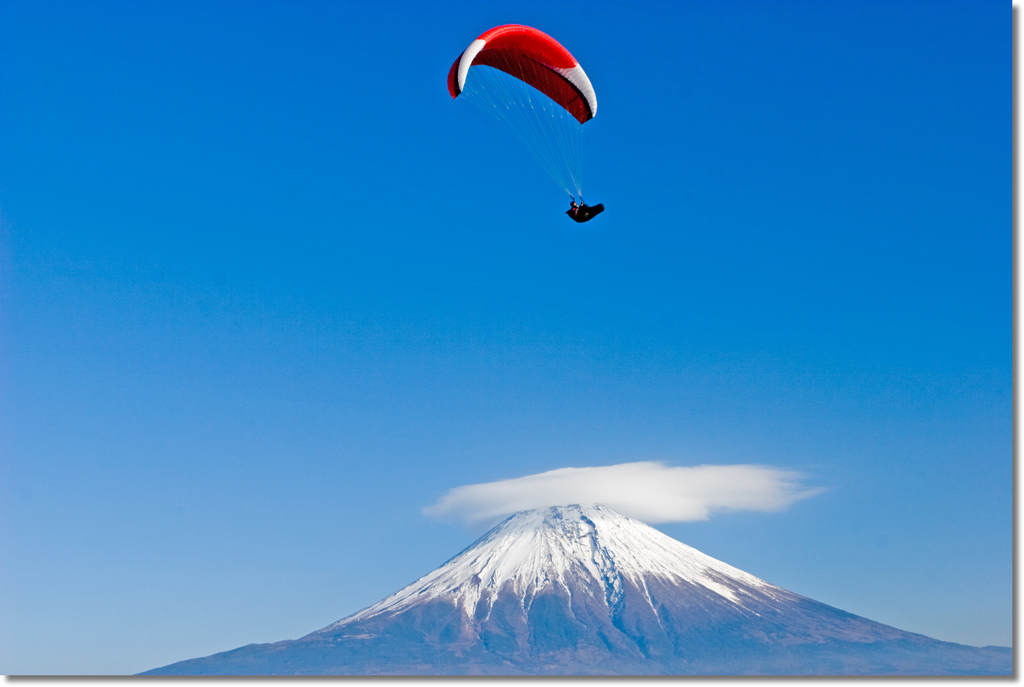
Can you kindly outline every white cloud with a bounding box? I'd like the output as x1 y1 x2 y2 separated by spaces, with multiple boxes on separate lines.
424 461 824 524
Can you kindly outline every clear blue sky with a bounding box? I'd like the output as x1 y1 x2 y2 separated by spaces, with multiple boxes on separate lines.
0 0 1009 675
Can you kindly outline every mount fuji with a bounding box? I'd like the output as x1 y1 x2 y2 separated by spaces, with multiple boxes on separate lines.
143 505 1010 675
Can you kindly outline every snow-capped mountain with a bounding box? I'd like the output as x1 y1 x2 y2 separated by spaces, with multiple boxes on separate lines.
144 505 1010 675
326 504 785 627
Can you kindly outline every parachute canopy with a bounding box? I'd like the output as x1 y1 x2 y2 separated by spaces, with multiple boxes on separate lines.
447 24 598 124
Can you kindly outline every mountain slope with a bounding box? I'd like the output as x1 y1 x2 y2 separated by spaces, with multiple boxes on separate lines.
144 505 1011 675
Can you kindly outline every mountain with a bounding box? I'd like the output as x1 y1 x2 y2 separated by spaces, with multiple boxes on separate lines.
143 505 1011 675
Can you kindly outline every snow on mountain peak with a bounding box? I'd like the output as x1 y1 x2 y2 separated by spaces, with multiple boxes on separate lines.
324 504 781 630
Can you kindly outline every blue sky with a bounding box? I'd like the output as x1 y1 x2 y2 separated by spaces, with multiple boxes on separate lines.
0 0 1009 675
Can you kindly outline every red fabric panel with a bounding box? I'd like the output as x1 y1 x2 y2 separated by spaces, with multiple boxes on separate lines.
476 25 577 69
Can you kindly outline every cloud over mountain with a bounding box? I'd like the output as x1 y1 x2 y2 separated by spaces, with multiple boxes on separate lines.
424 461 824 524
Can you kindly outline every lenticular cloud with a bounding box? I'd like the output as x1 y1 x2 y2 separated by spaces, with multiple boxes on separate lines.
424 462 823 525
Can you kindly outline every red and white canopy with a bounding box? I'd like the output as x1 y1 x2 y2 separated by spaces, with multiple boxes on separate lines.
447 24 598 124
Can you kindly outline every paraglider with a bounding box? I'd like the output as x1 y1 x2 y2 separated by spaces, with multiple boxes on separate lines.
447 25 603 222
567 200 604 223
